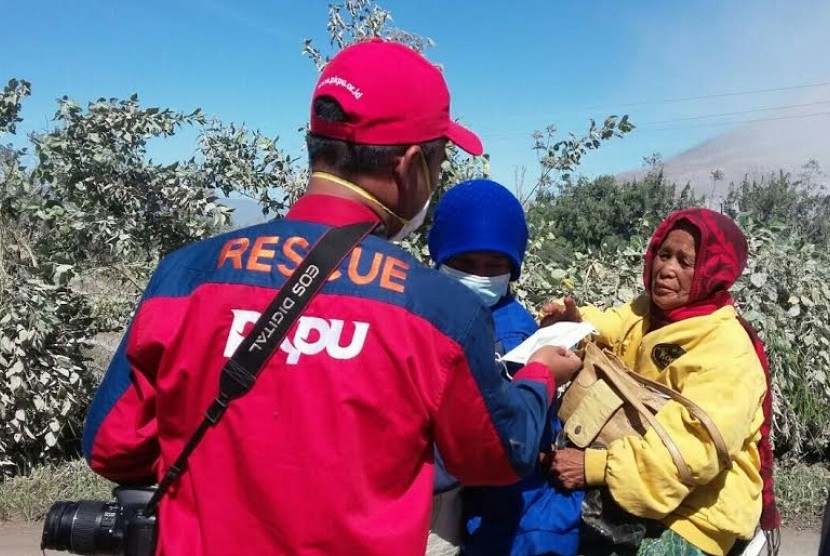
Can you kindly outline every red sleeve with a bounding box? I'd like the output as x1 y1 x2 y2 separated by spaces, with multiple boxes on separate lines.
432 305 554 486
82 300 167 483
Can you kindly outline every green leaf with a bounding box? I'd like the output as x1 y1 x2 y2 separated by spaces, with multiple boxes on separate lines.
750 273 767 287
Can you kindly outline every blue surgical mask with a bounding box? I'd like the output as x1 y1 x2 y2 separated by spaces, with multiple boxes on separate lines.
439 265 511 307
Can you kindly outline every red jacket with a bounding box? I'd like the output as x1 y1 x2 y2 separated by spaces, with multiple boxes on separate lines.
83 194 554 556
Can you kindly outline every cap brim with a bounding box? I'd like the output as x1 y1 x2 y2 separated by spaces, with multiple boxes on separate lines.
446 121 484 156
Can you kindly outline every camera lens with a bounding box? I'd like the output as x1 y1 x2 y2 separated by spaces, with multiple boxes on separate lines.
42 501 76 552
41 500 122 554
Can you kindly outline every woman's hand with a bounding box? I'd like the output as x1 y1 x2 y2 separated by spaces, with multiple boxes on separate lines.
541 447 586 490
539 297 581 327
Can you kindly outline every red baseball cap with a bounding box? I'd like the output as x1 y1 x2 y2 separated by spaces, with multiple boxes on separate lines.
310 38 483 156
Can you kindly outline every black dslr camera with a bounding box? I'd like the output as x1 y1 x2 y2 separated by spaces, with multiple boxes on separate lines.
40 486 157 556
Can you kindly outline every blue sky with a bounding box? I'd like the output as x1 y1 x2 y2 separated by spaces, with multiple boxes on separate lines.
4 0 830 191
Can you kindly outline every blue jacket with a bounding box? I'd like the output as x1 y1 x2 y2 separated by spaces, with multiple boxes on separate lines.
462 295 584 556
433 294 538 493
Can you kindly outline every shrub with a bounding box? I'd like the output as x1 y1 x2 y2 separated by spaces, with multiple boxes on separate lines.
0 459 113 522
0 232 97 475
0 76 294 476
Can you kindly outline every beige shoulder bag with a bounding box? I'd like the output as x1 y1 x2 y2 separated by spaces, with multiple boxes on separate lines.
558 342 731 486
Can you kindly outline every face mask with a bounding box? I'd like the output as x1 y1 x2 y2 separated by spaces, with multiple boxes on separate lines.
311 151 435 243
388 151 437 242
439 265 511 307
389 196 430 242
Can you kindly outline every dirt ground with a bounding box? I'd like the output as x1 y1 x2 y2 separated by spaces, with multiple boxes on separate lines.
0 520 822 555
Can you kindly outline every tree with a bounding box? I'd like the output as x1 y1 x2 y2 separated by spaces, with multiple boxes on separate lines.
723 165 830 245
527 167 700 259
522 116 635 206
0 80 298 474
1 80 97 474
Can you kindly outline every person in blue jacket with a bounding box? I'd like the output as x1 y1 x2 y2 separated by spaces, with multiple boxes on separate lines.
426 179 584 556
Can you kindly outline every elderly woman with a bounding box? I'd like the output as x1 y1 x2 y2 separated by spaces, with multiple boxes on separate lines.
541 208 778 556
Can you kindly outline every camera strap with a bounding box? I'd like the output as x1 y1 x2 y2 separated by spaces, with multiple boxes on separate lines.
145 220 377 516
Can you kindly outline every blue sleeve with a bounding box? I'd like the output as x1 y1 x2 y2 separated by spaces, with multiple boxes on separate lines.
434 303 552 486
433 448 460 493
493 298 539 353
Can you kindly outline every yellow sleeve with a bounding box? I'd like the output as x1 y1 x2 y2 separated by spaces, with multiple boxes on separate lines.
593 333 766 519
579 295 648 346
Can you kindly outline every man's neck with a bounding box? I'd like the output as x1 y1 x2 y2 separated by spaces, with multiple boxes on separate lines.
306 171 397 232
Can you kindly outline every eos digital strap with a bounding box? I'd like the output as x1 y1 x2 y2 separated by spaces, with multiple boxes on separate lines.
146 221 376 515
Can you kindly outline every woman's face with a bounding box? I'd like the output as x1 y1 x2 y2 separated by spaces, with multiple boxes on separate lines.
650 228 696 311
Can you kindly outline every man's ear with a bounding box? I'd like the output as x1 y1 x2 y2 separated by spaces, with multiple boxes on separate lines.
393 145 426 219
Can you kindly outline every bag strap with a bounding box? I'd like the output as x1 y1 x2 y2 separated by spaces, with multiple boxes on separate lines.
145 221 376 516
594 355 696 487
623 368 731 471
595 348 731 486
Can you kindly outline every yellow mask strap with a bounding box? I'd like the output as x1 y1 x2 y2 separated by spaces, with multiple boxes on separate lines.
419 152 435 195
311 171 407 225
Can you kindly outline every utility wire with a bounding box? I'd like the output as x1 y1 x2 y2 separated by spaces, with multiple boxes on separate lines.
631 110 830 133
478 80 830 139
638 99 830 125
481 101 830 140
585 80 830 109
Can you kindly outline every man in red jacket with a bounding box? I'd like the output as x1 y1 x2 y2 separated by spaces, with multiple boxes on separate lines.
83 38 581 555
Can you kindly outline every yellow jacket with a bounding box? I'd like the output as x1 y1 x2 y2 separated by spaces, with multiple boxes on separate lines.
580 295 766 556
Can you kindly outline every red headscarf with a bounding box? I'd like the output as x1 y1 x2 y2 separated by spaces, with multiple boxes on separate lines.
643 208 780 531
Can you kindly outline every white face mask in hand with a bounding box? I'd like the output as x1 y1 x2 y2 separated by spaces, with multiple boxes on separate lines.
439 265 511 307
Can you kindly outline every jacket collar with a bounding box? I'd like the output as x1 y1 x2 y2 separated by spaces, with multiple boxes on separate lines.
286 194 381 227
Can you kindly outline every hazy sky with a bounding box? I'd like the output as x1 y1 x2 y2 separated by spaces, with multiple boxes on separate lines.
3 0 829 189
